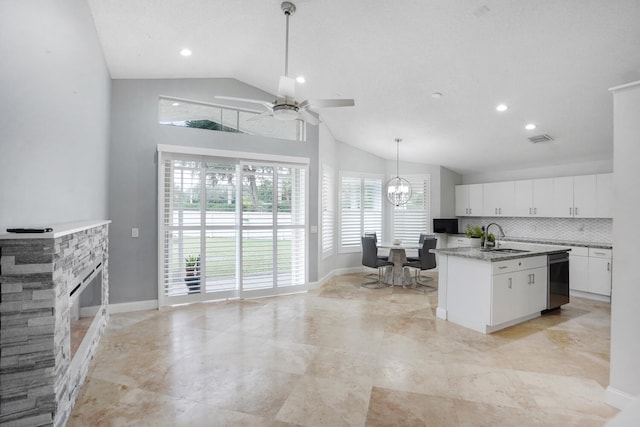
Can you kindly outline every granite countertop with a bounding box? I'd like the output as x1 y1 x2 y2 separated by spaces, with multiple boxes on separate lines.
0 220 111 240
438 233 612 249
501 237 612 249
432 243 570 262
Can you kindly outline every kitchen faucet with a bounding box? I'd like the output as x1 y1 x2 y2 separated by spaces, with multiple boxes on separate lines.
485 223 506 248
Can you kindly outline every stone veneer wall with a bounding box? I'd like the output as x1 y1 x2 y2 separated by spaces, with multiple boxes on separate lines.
0 224 109 427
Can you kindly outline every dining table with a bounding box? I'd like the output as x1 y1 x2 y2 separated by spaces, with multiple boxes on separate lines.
377 242 421 286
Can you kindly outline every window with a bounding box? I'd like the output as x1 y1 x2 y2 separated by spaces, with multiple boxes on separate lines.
158 96 306 142
339 173 383 253
158 148 308 306
321 165 334 258
393 174 431 242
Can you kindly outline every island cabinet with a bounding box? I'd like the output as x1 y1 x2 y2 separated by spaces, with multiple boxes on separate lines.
455 184 483 216
444 254 548 334
491 258 547 326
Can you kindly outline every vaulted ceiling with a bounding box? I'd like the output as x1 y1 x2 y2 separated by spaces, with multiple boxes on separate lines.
88 0 640 175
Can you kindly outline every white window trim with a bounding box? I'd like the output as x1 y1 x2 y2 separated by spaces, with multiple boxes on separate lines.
321 164 335 259
391 173 432 242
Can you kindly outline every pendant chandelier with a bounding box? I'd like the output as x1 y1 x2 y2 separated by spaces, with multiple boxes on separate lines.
385 138 412 206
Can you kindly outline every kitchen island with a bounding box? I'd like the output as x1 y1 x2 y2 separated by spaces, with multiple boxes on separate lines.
432 244 571 333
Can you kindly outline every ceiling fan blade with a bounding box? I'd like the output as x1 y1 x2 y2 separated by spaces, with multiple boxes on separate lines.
302 99 355 109
277 76 296 99
246 110 274 122
215 95 274 110
300 109 320 126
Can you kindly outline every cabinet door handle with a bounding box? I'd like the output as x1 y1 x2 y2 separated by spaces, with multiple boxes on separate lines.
508 278 512 289
469 208 472 214
499 208 502 214
531 273 535 284
529 207 532 215
495 208 498 214
534 207 537 215
594 251 606 256
569 207 573 216
607 262 611 271
575 207 579 216
498 266 508 270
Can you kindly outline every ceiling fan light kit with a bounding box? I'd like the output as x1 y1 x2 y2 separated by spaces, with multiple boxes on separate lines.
214 1 354 125
386 138 412 207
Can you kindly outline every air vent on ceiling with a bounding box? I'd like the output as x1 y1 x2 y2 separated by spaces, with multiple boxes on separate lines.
528 134 554 143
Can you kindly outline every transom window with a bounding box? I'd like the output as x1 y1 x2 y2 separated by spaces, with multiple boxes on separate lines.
158 96 306 142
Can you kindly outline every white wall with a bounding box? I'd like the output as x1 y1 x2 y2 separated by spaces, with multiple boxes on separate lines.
608 80 640 408
463 159 613 184
0 1 111 229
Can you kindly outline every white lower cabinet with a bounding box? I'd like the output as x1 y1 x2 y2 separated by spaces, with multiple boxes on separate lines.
490 257 547 327
447 236 472 248
587 248 612 296
569 247 590 293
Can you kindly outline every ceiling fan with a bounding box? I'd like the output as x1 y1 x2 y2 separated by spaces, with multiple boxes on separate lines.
215 1 355 126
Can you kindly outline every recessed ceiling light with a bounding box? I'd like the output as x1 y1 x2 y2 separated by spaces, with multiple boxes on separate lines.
296 76 306 84
180 49 192 57
496 104 508 112
525 123 536 130
172 102 180 106
432 92 443 99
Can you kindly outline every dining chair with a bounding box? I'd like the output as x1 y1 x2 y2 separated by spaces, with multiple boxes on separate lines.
361 236 393 288
403 238 438 292
407 233 436 262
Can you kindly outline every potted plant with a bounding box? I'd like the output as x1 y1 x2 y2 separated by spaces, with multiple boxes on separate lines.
184 255 200 294
465 225 484 248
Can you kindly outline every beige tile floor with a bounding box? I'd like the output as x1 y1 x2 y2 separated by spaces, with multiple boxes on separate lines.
69 272 618 426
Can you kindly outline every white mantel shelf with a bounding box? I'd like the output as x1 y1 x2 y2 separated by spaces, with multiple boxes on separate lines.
0 220 111 240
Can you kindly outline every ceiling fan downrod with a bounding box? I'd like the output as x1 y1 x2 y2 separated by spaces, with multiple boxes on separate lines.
281 2 296 77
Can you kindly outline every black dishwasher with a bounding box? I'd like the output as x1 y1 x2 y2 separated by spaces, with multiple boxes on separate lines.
547 252 570 310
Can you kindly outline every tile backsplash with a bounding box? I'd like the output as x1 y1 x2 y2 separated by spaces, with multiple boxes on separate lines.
460 217 612 244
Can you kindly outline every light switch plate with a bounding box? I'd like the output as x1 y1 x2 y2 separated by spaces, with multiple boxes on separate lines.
131 227 139 238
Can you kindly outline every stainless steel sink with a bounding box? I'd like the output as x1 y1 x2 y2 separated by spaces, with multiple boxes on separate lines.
481 248 530 254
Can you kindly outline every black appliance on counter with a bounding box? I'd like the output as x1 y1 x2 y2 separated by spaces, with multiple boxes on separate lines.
546 252 570 310
433 218 459 234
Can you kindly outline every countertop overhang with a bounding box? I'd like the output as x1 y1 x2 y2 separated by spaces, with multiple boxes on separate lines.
432 244 570 262
0 220 111 240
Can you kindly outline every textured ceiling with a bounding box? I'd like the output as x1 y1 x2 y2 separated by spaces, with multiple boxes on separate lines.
88 0 640 175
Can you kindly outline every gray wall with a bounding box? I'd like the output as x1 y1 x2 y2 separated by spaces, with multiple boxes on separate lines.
109 79 319 304
0 0 111 230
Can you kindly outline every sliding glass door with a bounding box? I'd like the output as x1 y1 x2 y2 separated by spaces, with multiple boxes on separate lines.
159 153 307 306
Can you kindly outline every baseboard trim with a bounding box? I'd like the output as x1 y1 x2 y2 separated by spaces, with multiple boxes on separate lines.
570 290 611 303
606 386 636 409
311 267 366 288
109 299 158 314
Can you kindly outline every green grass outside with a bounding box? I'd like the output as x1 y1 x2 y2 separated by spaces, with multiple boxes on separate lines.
170 235 295 277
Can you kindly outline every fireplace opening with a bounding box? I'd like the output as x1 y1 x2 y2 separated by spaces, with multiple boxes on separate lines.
70 261 103 359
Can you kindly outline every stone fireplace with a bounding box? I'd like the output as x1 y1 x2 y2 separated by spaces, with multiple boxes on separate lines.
0 221 110 427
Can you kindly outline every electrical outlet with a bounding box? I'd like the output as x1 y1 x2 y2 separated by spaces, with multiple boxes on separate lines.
132 227 139 238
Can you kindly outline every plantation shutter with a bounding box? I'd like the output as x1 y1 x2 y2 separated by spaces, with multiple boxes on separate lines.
158 148 308 306
321 165 334 258
339 173 383 252
393 174 431 243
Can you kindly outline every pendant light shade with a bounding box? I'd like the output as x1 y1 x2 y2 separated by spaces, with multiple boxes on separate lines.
385 138 412 206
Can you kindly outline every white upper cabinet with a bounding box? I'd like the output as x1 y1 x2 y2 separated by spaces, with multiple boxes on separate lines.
596 173 613 218
456 174 611 219
484 182 515 216
533 178 555 217
552 175 598 218
514 180 533 216
573 174 597 218
455 184 483 216
514 178 554 217
552 176 575 218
